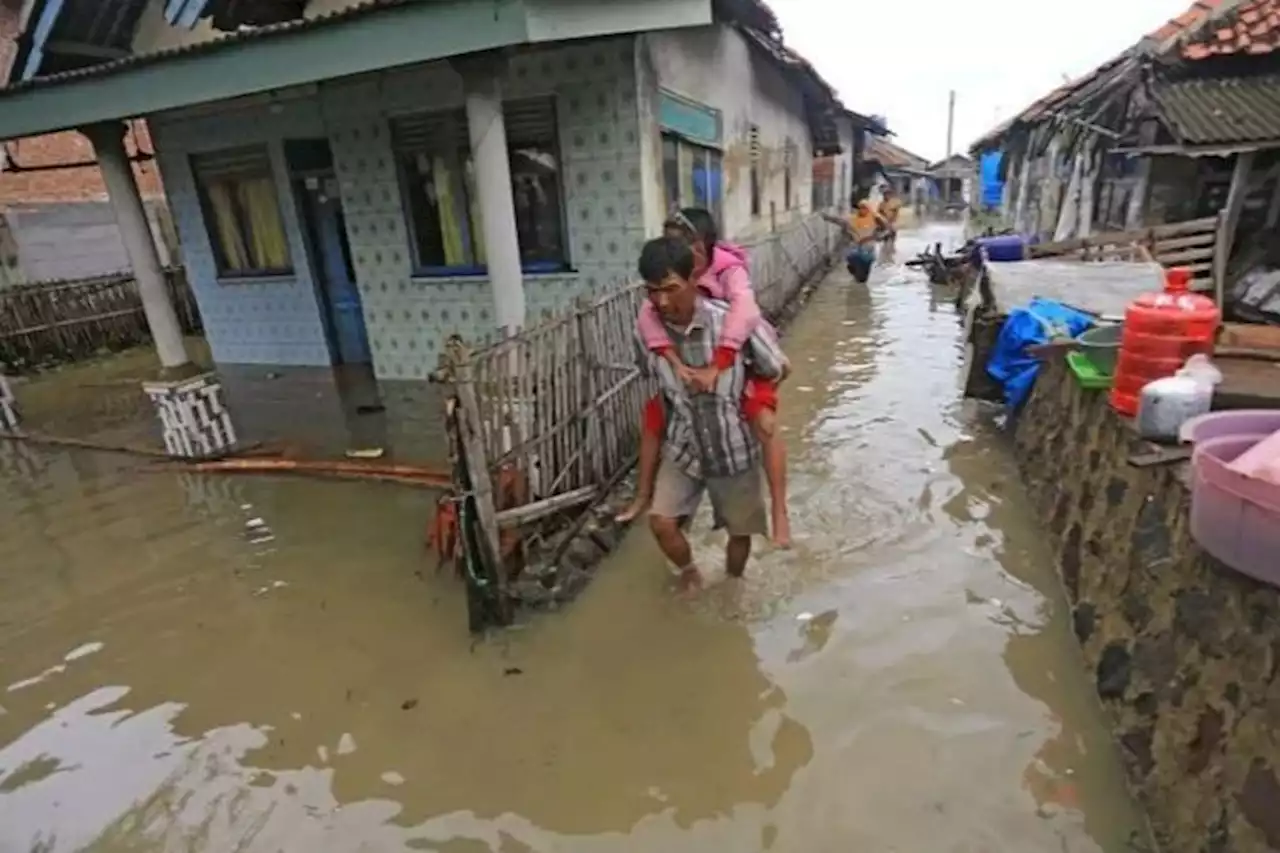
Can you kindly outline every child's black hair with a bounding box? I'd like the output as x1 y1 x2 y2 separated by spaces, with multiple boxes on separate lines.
663 207 718 257
637 236 695 284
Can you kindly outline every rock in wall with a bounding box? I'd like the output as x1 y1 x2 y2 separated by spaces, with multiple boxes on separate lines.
1013 359 1280 853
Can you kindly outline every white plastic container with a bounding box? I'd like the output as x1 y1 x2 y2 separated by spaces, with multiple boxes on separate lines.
1135 354 1222 442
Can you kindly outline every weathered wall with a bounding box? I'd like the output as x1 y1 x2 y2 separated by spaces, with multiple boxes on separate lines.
641 25 813 241
153 37 643 377
1014 358 1280 853
4 200 177 283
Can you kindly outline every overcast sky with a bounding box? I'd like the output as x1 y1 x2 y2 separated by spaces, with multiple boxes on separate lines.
768 0 1191 162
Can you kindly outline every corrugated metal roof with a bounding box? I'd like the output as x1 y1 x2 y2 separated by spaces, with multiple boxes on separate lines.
1152 73 1280 144
0 0 412 95
1181 0 1280 58
865 136 927 171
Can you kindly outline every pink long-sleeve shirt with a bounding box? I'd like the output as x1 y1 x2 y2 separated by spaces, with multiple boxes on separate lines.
637 243 762 358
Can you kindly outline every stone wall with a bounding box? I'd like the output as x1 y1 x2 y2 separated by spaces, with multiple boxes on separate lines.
1013 358 1280 853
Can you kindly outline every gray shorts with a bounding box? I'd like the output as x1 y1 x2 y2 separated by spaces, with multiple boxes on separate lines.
650 461 768 537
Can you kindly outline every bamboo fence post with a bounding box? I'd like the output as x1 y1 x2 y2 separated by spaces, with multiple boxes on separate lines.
452 351 507 604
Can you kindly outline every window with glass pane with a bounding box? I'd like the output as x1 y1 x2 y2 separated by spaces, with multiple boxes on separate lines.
392 98 566 275
660 133 723 223
191 146 293 278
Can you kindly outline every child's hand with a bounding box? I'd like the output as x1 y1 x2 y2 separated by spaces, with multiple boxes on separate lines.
687 365 720 392
676 362 699 388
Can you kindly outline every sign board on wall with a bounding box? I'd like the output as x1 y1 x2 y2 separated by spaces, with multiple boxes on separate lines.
658 90 722 148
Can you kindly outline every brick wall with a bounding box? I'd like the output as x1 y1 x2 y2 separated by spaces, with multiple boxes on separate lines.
1 3 171 283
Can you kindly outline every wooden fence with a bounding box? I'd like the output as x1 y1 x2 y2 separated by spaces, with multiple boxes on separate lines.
0 268 201 373
440 212 844 628
1026 215 1220 289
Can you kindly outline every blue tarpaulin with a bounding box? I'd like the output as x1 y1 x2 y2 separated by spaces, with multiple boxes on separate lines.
987 298 1095 410
980 151 1004 208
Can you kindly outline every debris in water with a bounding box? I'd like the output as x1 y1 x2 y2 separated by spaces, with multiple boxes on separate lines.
381 771 405 786
337 732 357 755
401 698 419 710
272 580 287 589
317 745 329 763
796 612 815 622
990 598 1003 608
796 386 815 392
64 641 104 662
345 448 385 460
291 712 302 721
246 518 267 528
503 667 524 676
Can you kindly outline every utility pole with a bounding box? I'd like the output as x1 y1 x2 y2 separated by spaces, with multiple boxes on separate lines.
945 89 956 159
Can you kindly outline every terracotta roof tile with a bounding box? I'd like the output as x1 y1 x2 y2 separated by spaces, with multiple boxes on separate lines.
1180 0 1280 58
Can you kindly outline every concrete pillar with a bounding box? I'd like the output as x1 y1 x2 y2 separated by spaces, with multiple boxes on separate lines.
456 55 525 333
82 122 191 373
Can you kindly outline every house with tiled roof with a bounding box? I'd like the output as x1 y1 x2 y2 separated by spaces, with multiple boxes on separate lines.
968 0 1280 302
0 0 178 285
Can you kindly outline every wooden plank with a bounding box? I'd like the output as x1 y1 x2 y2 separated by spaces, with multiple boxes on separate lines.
452 356 507 603
495 485 596 527
1157 246 1215 265
1215 151 1255 305
1149 216 1218 238
1152 232 1215 252
1219 322 1280 351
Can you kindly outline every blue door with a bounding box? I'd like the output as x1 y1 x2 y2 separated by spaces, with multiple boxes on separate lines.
301 176 371 364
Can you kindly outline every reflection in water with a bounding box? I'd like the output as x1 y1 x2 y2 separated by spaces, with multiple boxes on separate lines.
0 226 1149 851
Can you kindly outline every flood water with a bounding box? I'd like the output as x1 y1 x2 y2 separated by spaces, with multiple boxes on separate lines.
0 225 1152 852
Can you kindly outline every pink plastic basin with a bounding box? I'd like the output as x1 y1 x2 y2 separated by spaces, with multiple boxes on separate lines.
1180 409 1280 444
1190 433 1280 587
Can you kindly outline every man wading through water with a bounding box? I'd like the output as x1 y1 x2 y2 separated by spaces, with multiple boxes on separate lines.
635 236 789 593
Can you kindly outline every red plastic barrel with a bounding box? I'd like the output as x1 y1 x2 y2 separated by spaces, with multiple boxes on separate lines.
1109 267 1220 416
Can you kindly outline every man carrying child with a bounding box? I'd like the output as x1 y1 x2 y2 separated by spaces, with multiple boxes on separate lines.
634 236 790 592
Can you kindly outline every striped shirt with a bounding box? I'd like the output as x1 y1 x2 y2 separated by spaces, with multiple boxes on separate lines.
635 297 788 479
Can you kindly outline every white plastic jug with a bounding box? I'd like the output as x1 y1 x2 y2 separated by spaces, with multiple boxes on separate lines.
1136 354 1222 442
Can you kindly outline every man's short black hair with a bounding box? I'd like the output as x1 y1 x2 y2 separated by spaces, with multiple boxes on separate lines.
638 236 695 284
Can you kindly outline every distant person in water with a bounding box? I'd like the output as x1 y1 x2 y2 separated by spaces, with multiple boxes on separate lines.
633 236 790 592
878 186 903 256
824 199 888 282
617 207 793 547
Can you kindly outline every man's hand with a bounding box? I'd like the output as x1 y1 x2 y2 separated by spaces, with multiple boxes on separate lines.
686 365 721 392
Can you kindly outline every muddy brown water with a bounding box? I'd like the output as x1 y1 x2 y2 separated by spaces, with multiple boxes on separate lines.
0 225 1152 852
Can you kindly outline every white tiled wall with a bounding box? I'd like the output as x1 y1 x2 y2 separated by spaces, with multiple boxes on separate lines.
154 36 644 379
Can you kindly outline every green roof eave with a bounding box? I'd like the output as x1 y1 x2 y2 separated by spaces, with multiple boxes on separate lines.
0 0 535 140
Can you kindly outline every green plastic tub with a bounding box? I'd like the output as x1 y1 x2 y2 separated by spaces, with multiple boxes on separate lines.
1076 323 1123 376
1067 351 1113 390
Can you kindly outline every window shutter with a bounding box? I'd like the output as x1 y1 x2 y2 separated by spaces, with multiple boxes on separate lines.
192 145 272 180
390 110 468 153
504 98 556 145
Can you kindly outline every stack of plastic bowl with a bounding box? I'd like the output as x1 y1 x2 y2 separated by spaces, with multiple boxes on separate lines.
1181 410 1280 587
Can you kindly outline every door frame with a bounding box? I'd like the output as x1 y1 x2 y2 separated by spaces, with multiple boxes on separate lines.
284 139 367 365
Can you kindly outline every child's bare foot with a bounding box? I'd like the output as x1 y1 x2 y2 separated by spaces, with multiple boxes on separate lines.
615 497 651 523
771 511 792 549
677 566 703 597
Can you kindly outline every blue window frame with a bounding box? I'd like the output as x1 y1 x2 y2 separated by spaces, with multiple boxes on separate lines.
660 132 723 223
391 98 568 277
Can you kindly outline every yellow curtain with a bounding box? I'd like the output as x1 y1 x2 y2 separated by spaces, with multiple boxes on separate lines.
206 181 250 273
238 176 290 271
465 158 486 266
434 156 467 266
